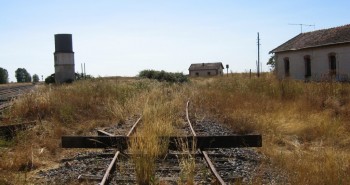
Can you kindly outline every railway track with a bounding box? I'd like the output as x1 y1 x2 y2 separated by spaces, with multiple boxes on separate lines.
186 100 227 184
0 84 35 112
38 116 143 184
39 102 262 184
99 116 142 185
186 101 259 184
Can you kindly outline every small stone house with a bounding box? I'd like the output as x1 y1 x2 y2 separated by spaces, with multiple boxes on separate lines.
270 24 350 81
188 62 224 77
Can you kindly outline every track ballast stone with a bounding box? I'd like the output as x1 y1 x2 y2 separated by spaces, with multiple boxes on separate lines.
36 116 287 184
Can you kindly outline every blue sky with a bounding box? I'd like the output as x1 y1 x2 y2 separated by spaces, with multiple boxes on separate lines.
1 0 350 82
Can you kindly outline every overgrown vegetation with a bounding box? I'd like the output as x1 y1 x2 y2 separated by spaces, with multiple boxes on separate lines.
44 73 94 84
1 74 350 184
44 73 55 84
177 139 196 184
138 69 188 83
129 85 187 184
191 73 350 184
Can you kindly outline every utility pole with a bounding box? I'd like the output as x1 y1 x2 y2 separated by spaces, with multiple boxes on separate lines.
257 32 260 78
84 63 86 79
81 63 83 77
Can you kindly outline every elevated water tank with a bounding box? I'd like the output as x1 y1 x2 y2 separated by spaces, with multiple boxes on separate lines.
54 34 75 83
55 34 73 53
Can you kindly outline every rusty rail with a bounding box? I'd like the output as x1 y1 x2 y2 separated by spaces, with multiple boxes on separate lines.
186 100 227 185
100 116 142 185
61 102 262 184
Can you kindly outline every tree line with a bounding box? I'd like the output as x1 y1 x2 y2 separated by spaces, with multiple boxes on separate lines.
0 67 39 84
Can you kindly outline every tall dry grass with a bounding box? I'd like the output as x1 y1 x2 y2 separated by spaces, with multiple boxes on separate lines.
0 78 161 183
1 74 350 184
189 73 350 184
129 86 188 184
176 139 196 185
6 79 152 124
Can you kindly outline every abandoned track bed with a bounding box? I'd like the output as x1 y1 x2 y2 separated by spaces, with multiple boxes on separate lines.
0 84 35 113
38 102 270 185
38 116 141 184
0 84 36 138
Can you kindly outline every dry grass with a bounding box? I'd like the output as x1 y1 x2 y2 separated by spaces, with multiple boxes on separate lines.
1 74 350 184
129 87 186 184
0 78 157 184
176 139 196 185
189 73 350 184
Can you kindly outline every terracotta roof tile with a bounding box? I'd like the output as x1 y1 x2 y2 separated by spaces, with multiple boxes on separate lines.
270 24 350 53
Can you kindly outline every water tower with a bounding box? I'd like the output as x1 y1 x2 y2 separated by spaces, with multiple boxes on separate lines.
54 34 75 83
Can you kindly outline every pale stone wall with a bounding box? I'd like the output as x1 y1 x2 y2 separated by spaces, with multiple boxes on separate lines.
189 69 223 77
275 44 350 81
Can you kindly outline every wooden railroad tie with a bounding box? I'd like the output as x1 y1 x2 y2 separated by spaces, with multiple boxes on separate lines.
0 122 36 140
61 135 262 150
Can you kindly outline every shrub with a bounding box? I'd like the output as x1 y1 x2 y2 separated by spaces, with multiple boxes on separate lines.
138 70 188 83
45 74 55 84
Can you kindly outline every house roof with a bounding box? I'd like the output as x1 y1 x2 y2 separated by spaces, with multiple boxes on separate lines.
189 62 224 70
270 24 350 53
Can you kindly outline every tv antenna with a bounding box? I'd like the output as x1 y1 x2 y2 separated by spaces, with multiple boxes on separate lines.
289 23 315 33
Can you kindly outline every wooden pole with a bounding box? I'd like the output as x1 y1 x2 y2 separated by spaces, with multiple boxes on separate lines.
81 63 83 77
257 32 260 78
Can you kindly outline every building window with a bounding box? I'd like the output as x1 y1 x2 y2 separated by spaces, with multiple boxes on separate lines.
207 72 211 76
195 72 199 76
304 55 311 78
284 57 290 77
329 53 336 76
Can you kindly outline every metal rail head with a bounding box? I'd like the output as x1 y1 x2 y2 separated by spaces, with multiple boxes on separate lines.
100 151 120 185
186 100 196 137
202 151 227 185
127 115 142 137
186 100 226 185
100 115 142 185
